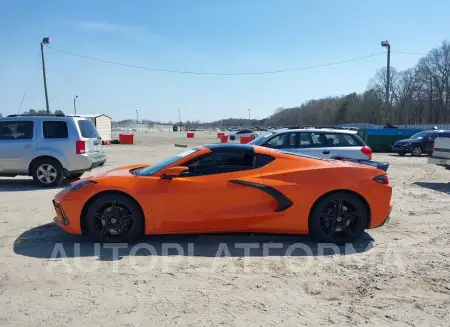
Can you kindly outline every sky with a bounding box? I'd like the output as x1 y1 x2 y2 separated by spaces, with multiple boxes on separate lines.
0 0 449 122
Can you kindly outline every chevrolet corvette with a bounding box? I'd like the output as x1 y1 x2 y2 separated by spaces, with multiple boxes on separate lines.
53 144 392 244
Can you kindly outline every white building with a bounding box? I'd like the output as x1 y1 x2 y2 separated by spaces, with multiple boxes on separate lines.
77 114 112 141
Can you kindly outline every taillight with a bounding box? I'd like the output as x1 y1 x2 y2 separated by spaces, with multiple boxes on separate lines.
76 141 86 154
373 174 389 185
361 146 372 159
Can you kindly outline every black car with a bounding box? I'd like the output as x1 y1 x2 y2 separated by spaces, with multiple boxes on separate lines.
392 130 450 156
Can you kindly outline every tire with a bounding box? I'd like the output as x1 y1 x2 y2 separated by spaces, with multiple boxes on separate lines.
411 146 422 157
85 194 144 243
229 135 236 141
309 192 369 244
31 158 64 187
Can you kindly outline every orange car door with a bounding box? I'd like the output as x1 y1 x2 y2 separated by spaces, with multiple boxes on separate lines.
149 151 264 233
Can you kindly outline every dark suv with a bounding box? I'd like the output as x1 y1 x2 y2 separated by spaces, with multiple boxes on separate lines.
391 130 450 156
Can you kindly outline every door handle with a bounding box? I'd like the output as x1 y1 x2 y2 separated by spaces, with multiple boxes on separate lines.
322 150 330 154
23 144 31 148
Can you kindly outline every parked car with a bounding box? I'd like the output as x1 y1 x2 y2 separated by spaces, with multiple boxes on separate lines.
427 136 450 169
0 115 106 187
391 130 450 156
227 129 259 141
249 128 372 160
52 144 392 244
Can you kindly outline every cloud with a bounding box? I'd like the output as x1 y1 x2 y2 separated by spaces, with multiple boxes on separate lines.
70 21 155 40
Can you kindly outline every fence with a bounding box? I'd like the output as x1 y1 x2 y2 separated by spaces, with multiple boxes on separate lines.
112 122 173 132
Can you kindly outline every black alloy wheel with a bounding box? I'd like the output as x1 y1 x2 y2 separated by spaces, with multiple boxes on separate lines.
85 194 144 242
309 192 368 244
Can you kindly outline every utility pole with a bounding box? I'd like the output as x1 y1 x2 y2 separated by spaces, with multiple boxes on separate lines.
136 110 139 123
73 95 78 115
178 109 182 124
40 37 51 114
381 40 391 122
248 109 251 120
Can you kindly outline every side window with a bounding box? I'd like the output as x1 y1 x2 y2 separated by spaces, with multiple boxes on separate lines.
0 121 34 140
43 121 68 139
237 130 251 134
428 133 438 140
311 133 361 147
298 133 313 148
310 133 328 147
265 133 297 149
188 151 255 176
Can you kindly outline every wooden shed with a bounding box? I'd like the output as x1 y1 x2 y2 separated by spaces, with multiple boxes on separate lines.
79 114 112 141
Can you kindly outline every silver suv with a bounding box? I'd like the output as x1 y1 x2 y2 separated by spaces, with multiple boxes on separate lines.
0 115 106 187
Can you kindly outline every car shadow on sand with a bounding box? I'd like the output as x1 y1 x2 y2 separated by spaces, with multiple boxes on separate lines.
0 178 72 192
14 223 374 260
414 181 450 194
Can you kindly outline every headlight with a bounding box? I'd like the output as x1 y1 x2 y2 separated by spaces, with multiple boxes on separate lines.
64 180 97 192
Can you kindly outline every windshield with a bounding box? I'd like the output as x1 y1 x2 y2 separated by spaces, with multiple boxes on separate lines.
249 132 275 145
138 148 198 176
409 131 429 140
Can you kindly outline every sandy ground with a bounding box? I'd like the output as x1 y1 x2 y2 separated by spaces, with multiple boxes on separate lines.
1 131 449 326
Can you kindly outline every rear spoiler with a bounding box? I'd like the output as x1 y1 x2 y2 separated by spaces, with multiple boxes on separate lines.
330 156 389 172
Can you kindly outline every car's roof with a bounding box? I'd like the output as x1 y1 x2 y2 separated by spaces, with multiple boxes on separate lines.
410 129 450 134
203 144 254 152
202 143 318 159
0 115 87 121
271 127 358 134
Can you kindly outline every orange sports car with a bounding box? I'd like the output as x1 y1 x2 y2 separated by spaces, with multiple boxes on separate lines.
52 144 392 244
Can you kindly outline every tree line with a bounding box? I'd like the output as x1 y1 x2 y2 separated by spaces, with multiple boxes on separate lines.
265 40 450 127
20 109 65 116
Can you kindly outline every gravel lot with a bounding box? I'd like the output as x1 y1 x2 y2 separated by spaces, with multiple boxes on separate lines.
1 132 449 326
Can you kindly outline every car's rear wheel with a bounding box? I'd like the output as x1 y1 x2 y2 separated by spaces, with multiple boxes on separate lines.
85 194 144 242
411 146 422 156
31 158 64 187
309 192 368 244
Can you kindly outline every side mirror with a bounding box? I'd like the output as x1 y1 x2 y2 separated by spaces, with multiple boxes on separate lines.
161 166 189 179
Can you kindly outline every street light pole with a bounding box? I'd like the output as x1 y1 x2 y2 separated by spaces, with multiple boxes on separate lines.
178 109 182 124
73 95 78 115
136 110 139 123
381 40 391 122
248 109 251 121
40 37 51 114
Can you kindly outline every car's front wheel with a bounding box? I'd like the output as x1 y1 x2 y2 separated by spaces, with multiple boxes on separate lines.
309 192 369 244
85 194 144 242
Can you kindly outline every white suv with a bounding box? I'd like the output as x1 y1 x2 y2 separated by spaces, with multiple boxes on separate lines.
0 115 106 187
227 129 259 141
249 127 372 160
